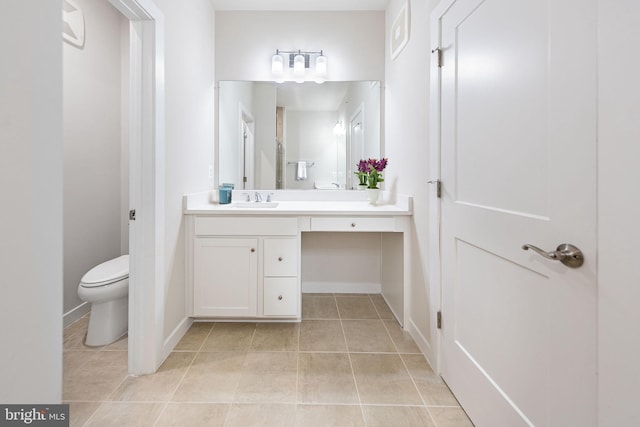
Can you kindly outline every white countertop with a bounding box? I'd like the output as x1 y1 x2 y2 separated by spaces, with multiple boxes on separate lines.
183 190 412 216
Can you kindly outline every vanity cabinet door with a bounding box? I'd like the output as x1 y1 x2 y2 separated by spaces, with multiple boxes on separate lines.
193 237 258 317
263 238 298 277
263 278 298 316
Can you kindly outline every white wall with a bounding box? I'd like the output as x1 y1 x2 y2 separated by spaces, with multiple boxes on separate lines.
63 0 125 324
254 83 277 189
302 233 382 293
0 0 63 403
343 81 382 188
218 81 254 188
215 11 385 81
384 0 435 359
156 0 217 340
284 111 337 189
597 0 640 424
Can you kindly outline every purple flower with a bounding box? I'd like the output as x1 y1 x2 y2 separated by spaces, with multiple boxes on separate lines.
355 158 388 189
377 158 388 171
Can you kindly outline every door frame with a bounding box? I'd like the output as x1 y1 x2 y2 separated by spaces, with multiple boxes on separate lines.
239 103 255 189
109 0 165 375
348 103 365 189
428 0 450 375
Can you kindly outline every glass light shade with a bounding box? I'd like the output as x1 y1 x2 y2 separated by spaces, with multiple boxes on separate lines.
315 54 327 76
293 54 305 76
271 53 284 74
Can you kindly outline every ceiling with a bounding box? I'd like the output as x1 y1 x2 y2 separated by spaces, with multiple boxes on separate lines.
210 0 390 11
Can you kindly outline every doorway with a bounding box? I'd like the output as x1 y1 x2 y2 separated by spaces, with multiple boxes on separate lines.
348 104 365 189
239 108 255 190
108 0 165 375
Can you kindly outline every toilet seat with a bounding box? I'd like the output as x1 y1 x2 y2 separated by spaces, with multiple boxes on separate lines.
80 255 129 288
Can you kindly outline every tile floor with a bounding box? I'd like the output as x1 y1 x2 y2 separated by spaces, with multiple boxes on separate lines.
64 293 474 427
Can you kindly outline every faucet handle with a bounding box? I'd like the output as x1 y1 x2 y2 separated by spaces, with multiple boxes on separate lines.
266 193 275 202
242 192 250 202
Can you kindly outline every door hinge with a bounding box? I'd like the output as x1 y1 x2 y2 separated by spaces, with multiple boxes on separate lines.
129 209 136 221
428 180 441 198
432 47 443 67
437 311 442 329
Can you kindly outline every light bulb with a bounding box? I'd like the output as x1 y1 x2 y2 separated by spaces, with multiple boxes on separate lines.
293 53 305 76
271 53 284 75
315 54 327 76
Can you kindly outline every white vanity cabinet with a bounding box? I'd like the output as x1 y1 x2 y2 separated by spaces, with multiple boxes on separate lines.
184 191 413 326
263 238 298 316
188 216 300 319
193 237 258 317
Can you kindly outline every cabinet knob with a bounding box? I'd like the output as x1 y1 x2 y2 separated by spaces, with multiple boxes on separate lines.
250 248 255 253
278 256 283 261
278 295 283 300
351 223 356 227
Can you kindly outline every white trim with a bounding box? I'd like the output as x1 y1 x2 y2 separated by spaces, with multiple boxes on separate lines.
162 316 193 360
302 281 381 294
63 302 91 328
407 317 434 367
348 103 365 189
109 0 165 375
428 0 456 376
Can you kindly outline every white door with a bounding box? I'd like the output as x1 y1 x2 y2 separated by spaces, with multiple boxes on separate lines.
193 237 258 317
435 0 597 426
242 120 255 190
349 107 364 189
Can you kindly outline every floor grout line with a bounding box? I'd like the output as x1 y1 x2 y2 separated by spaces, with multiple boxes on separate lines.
64 294 473 427
335 294 369 427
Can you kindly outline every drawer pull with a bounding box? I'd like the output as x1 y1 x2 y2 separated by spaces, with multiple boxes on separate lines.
250 248 255 253
278 256 283 261
278 295 283 300
351 223 356 227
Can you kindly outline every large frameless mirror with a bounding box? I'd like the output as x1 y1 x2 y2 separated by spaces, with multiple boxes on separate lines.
217 81 381 190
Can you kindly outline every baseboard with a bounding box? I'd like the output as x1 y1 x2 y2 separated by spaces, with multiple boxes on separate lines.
302 281 382 294
380 292 403 326
407 318 435 368
162 316 193 360
63 302 91 328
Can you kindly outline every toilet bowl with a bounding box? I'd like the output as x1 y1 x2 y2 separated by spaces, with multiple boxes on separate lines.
77 255 129 346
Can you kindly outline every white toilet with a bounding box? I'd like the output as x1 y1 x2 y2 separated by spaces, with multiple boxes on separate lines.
77 255 129 346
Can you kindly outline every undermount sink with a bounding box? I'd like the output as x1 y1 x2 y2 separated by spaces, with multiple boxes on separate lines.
231 202 279 209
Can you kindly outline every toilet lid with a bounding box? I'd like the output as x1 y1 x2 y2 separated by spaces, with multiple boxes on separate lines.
81 255 129 287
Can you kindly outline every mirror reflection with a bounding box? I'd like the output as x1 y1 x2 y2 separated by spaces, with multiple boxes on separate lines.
218 81 381 190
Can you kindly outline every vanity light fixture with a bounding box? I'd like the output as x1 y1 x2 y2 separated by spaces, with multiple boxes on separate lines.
271 49 327 83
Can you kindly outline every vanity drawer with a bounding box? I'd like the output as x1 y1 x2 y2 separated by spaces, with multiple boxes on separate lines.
310 216 397 232
195 216 297 236
263 278 298 316
264 238 298 277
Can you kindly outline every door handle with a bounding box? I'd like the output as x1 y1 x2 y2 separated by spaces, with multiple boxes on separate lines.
521 243 584 268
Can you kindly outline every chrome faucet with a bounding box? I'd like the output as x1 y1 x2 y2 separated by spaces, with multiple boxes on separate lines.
254 192 263 202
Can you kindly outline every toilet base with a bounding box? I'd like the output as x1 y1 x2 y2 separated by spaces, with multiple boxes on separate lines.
85 296 128 346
